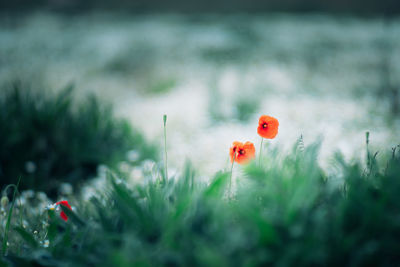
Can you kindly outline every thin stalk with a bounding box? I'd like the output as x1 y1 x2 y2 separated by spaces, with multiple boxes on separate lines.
2 177 21 256
229 152 236 198
163 114 168 182
364 131 371 176
17 191 23 255
259 137 264 166
366 131 370 168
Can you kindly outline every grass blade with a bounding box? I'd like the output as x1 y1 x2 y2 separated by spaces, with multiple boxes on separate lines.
14 226 38 249
2 177 21 256
204 172 229 198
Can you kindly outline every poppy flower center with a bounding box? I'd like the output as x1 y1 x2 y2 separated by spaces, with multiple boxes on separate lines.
239 149 245 155
263 123 268 129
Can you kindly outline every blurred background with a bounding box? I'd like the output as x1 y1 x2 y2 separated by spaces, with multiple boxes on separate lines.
0 0 399 194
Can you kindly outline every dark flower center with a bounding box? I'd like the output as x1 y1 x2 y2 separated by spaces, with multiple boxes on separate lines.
263 123 268 129
239 149 245 155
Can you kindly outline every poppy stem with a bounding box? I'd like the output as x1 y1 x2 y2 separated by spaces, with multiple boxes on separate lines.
163 114 168 182
229 152 236 199
259 137 264 166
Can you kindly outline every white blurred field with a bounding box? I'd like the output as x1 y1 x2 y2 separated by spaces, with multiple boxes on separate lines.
1 13 399 177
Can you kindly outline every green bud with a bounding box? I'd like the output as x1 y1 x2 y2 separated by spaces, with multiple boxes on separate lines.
163 114 167 126
1 196 9 208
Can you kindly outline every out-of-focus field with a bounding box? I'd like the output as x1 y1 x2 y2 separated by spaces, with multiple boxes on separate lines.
1 13 399 176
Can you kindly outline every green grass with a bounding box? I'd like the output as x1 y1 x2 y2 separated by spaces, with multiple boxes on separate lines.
1 139 400 266
0 84 157 197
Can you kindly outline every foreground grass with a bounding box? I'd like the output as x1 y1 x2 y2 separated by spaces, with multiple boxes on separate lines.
1 141 400 266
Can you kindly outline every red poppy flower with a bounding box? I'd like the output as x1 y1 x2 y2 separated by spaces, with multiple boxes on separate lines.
229 141 256 165
56 200 72 221
257 115 279 139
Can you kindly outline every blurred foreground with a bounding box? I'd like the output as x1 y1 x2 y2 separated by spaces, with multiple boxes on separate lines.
1 142 400 266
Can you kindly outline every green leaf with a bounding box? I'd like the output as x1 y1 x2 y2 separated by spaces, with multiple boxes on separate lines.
91 198 114 232
14 226 38 249
47 210 58 243
203 172 228 198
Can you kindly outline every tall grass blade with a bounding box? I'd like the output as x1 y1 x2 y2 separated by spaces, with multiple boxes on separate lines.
204 172 229 198
2 177 21 256
163 114 168 181
14 226 38 249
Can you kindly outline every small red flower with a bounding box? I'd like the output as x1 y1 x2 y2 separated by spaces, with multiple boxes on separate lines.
257 115 279 139
229 141 256 165
56 200 72 221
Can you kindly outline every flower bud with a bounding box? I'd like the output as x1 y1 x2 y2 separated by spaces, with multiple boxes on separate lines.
1 196 9 208
163 114 167 126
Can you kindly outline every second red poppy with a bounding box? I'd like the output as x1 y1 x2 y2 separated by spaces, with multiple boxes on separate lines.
230 141 256 165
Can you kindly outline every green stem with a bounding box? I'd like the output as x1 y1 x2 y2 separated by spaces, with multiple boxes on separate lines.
163 115 168 182
229 152 236 199
2 177 21 256
365 131 371 175
259 137 264 166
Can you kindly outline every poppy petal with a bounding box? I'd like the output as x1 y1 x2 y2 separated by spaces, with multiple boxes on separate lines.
60 211 68 221
230 141 243 163
55 200 72 221
230 141 255 165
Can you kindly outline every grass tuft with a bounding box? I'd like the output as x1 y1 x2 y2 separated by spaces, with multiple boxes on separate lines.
0 85 157 197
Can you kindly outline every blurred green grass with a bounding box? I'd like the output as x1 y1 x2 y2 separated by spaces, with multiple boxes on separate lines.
1 141 400 266
0 84 157 197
